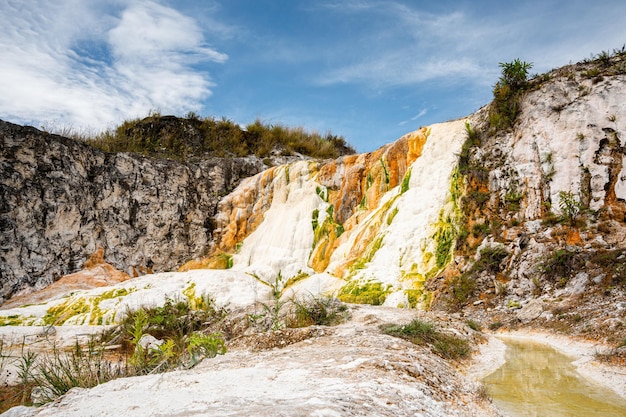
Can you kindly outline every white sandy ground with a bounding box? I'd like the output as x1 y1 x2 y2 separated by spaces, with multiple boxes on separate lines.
3 306 626 416
0 306 501 417
466 330 626 401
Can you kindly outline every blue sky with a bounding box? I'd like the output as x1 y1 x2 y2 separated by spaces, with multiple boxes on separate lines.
1 1 625 152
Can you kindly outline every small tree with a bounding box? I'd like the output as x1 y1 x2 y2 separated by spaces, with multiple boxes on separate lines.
489 59 533 130
499 59 534 90
558 191 584 226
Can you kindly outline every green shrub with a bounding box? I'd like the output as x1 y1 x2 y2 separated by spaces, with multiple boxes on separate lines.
558 191 584 226
381 319 470 360
465 319 482 332
448 273 477 305
474 246 509 273
489 59 533 130
186 332 227 367
538 248 580 285
9 338 128 407
505 192 523 212
588 249 626 287
458 122 481 175
471 222 490 237
489 321 503 331
287 296 349 328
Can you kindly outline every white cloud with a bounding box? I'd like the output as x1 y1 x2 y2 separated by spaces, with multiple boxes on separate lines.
315 1 626 89
0 0 226 131
398 108 427 126
411 109 428 120
313 2 499 87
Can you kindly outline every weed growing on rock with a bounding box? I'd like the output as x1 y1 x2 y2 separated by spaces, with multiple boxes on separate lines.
465 320 482 332
287 296 349 328
474 246 509 274
116 294 228 374
558 191 584 226
257 272 290 331
30 341 127 403
381 319 471 360
489 321 503 331
538 248 580 286
489 59 533 130
447 273 477 306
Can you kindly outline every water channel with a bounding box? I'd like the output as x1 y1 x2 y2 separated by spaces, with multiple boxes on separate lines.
482 338 626 417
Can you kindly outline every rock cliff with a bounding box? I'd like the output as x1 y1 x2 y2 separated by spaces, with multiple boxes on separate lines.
1 54 625 336
0 121 265 303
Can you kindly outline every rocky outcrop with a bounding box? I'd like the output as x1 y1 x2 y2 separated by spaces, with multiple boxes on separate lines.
0 120 265 303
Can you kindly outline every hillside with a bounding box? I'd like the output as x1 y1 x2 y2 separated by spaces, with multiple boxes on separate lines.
86 114 355 161
1 52 626 415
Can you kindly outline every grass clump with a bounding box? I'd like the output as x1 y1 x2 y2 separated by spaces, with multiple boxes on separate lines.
27 341 127 405
474 246 509 274
538 248 581 287
119 295 227 355
458 122 481 175
447 273 477 306
0 337 129 410
381 319 471 360
589 249 626 287
465 319 482 332
444 246 509 309
287 296 349 328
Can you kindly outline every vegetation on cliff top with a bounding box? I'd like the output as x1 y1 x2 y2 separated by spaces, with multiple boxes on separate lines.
83 113 355 161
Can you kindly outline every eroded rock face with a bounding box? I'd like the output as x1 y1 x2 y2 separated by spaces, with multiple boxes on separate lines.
0 120 265 303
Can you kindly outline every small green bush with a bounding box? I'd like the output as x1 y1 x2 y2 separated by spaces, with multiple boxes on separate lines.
10 338 127 407
381 319 471 360
558 191 584 226
458 121 481 175
471 222 490 237
489 59 533 130
474 246 509 273
186 332 227 367
589 249 626 287
288 296 349 328
489 321 503 331
465 319 482 332
538 248 579 285
505 192 523 212
449 273 477 305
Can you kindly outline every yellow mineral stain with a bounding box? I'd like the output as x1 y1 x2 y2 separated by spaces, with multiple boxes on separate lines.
181 125 431 273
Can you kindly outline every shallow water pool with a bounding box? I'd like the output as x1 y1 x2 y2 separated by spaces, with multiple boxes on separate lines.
482 338 626 417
